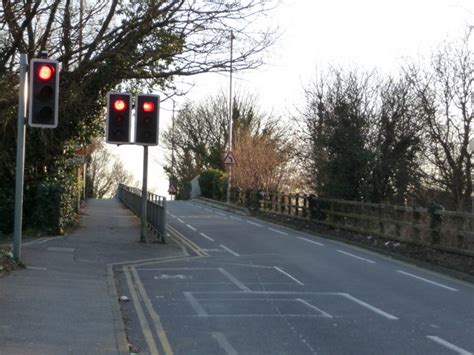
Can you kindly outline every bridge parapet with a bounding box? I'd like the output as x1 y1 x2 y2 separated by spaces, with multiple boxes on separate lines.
117 183 166 243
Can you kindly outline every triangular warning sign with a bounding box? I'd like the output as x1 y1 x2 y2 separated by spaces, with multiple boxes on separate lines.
223 151 237 165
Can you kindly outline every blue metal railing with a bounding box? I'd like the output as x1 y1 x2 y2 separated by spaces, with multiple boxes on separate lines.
117 183 167 242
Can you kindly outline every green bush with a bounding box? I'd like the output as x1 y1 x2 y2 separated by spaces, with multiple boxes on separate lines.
199 169 226 200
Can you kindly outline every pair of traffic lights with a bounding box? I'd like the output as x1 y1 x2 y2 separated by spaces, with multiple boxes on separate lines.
106 92 159 146
28 59 59 128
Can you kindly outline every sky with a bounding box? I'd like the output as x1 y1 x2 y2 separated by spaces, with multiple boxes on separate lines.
110 0 474 198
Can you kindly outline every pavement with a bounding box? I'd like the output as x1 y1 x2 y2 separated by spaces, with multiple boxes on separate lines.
0 198 185 355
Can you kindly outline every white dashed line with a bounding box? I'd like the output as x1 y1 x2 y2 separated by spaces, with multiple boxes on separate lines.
216 212 227 217
186 224 197 231
298 237 324 246
184 291 208 317
274 266 304 286
337 250 376 264
220 244 240 257
268 227 288 235
199 232 215 242
212 332 238 355
397 270 458 292
297 298 333 318
177 218 185 223
339 293 398 320
426 336 472 355
247 221 263 227
230 216 242 221
218 268 251 292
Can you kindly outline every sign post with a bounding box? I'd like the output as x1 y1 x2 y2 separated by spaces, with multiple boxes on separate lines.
140 146 149 242
13 53 27 261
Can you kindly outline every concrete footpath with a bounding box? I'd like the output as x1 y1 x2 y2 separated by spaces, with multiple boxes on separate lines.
0 198 183 355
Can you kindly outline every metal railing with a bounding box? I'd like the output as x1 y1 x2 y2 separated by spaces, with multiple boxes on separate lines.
117 183 166 242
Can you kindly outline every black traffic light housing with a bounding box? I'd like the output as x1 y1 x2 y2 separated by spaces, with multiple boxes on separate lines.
135 94 159 146
28 59 59 128
106 92 132 144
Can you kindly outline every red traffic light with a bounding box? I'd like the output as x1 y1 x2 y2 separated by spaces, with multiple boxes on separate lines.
37 65 54 81
142 101 155 112
113 99 126 111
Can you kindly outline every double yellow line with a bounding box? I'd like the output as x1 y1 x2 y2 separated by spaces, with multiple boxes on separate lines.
123 264 173 355
123 226 208 354
168 224 209 257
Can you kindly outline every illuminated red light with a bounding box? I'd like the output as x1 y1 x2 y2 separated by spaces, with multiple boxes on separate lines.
142 101 155 113
114 99 126 111
38 65 54 81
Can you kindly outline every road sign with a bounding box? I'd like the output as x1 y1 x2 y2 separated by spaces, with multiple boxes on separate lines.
168 184 177 195
224 151 237 165
66 156 86 165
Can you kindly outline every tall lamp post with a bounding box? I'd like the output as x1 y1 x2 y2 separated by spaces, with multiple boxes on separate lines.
470 94 474 231
226 30 235 203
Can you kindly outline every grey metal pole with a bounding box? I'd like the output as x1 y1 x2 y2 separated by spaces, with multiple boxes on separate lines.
171 100 175 201
140 145 149 242
226 30 234 203
13 53 27 261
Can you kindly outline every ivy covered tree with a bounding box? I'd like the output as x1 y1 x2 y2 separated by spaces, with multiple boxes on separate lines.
298 68 424 203
0 0 277 234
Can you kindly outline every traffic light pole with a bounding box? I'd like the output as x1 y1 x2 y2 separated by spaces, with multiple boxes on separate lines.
140 145 148 242
13 53 27 261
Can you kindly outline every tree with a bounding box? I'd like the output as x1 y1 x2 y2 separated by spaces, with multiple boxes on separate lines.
87 142 136 199
298 68 375 200
368 76 424 204
406 37 473 210
0 1 277 233
162 91 274 198
232 126 293 192
298 68 424 203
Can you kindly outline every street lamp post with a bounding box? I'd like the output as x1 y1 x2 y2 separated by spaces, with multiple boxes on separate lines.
226 30 235 203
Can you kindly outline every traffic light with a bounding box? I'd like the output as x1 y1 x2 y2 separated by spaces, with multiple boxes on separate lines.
135 94 159 145
28 59 59 128
106 92 132 144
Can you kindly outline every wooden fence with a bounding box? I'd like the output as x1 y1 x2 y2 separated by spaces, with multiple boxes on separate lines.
237 191 474 257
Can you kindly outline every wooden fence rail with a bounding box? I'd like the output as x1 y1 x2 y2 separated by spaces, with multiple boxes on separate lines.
236 190 474 257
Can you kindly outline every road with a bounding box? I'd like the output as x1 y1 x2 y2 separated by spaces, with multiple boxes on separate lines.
116 200 474 355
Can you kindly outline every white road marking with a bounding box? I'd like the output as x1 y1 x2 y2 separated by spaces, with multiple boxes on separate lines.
186 224 197 231
218 268 250 292
426 336 472 355
26 266 47 271
268 227 288 235
23 236 62 246
46 247 75 253
220 244 240 257
297 298 333 318
212 332 238 355
184 291 208 317
337 250 376 264
230 216 242 221
340 293 398 320
397 270 459 292
274 266 304 286
298 237 324 246
247 221 263 227
199 232 215 242
167 212 176 218
216 212 227 217
177 218 185 223
154 274 188 280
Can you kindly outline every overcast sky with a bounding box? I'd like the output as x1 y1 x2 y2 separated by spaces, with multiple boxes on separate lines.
112 0 474 197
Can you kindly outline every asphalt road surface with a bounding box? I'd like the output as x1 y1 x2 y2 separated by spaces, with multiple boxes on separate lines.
116 200 474 355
